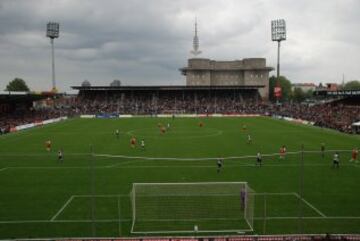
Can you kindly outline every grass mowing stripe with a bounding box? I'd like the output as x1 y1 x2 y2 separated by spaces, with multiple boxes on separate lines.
1 163 358 171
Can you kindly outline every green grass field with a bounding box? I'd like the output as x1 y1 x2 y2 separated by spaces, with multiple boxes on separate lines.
0 117 359 239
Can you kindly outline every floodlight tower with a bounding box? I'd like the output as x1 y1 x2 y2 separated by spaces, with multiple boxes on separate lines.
271 19 286 103
46 22 60 92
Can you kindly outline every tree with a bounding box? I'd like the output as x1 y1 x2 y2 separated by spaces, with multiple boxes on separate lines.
292 87 306 102
343 80 360 90
269 75 292 102
305 89 314 99
5 78 30 91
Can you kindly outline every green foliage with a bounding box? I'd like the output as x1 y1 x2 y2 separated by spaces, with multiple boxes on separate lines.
292 87 306 102
305 89 314 99
269 75 292 102
5 78 30 91
343 80 360 90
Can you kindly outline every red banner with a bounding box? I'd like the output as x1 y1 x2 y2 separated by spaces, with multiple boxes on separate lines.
274 86 282 98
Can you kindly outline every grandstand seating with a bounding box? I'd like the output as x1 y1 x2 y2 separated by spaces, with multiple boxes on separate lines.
1 91 359 134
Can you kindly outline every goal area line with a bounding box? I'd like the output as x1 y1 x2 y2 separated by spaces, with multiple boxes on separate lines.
255 192 326 218
48 192 325 227
0 192 338 229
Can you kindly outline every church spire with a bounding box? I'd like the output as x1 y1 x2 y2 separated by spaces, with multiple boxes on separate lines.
190 18 202 56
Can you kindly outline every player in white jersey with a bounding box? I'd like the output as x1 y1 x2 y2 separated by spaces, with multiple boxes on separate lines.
256 152 262 166
58 149 63 163
141 139 145 150
217 158 223 173
332 152 340 168
247 134 252 144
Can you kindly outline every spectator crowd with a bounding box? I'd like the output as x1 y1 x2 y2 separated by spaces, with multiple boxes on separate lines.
1 91 359 134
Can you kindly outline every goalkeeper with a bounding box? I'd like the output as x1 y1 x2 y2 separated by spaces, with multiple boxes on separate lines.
241 186 246 210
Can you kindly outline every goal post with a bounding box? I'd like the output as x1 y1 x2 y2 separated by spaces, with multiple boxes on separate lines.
131 182 255 234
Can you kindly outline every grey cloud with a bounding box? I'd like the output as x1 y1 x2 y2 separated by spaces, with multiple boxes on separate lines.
0 0 359 91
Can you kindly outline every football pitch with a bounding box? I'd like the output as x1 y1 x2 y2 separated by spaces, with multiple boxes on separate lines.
0 117 359 239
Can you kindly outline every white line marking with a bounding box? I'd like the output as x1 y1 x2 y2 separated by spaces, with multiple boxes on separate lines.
73 194 128 198
110 163 356 168
106 159 145 168
254 216 360 220
94 149 354 161
0 152 89 157
50 196 74 221
6 166 108 170
293 192 326 217
126 127 223 140
255 192 295 196
1 163 358 171
2 216 360 224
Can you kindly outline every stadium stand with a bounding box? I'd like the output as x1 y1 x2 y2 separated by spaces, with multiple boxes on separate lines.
0 92 64 134
1 88 359 135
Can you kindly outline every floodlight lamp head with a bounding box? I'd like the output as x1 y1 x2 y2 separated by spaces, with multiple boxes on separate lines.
271 19 286 42
46 22 60 39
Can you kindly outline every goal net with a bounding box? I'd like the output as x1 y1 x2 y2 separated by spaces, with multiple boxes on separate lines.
131 182 255 234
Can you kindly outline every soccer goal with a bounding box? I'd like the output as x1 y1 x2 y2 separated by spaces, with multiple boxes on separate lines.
130 182 255 234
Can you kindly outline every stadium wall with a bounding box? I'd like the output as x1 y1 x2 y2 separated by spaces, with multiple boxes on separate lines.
80 114 261 118
10 234 360 241
9 116 68 133
271 115 315 126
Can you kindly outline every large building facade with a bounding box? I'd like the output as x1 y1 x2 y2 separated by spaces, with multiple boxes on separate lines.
180 58 273 100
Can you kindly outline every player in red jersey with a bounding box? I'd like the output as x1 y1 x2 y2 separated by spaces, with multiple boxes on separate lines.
279 145 286 159
242 124 247 131
160 126 166 134
350 148 358 163
45 140 51 152
130 137 136 148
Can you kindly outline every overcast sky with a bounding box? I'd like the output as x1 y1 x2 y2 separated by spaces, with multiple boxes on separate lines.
0 0 359 92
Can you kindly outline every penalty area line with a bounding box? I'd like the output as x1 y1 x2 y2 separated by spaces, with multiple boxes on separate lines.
293 192 326 217
50 195 75 221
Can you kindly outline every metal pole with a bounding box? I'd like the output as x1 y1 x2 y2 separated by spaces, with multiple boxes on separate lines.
50 38 56 91
263 193 267 234
277 41 280 81
298 144 304 233
276 41 281 104
118 195 122 236
90 144 96 236
214 91 217 113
